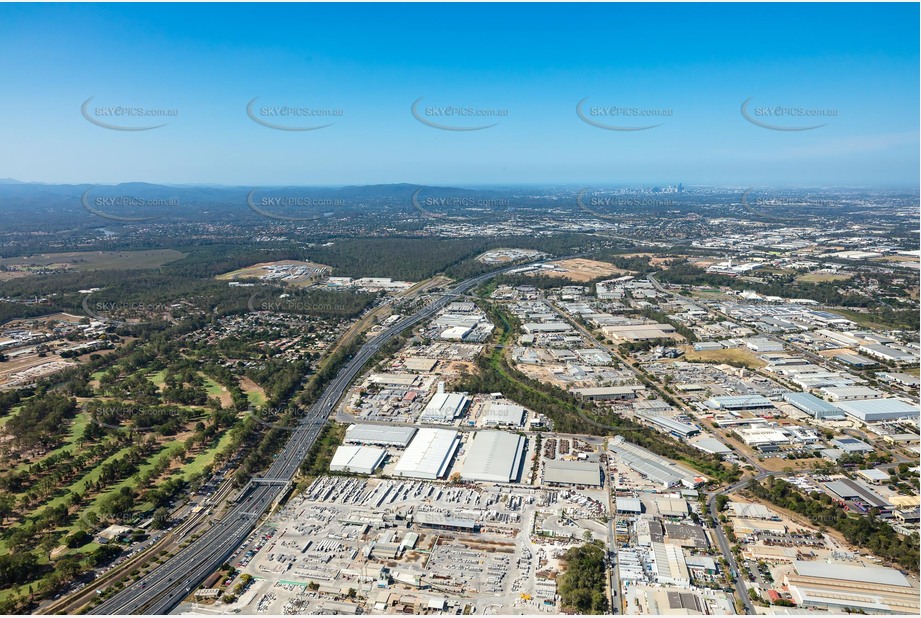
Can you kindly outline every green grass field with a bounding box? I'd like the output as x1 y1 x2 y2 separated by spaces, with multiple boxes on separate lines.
795 272 853 283
180 430 235 481
0 249 186 272
147 369 167 388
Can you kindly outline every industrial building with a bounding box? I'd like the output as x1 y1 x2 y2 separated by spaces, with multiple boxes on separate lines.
834 398 920 423
330 445 387 475
638 413 700 439
834 352 878 369
829 437 874 453
655 498 689 519
602 323 676 341
650 542 690 587
344 424 417 448
609 436 703 489
616 497 643 515
736 426 789 451
858 343 917 364
824 478 892 512
663 523 709 549
419 383 470 423
690 437 732 456
821 386 884 401
784 561 918 614
704 394 774 411
857 468 890 484
542 458 602 487
459 431 526 483
573 385 645 401
393 428 460 480
635 517 665 546
729 502 777 520
782 391 845 419
368 373 418 387
480 400 527 427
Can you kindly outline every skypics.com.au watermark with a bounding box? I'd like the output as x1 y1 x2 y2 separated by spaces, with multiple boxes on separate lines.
576 97 672 131
245 405 315 431
82 294 174 326
740 188 835 219
81 189 180 222
246 189 344 221
246 97 344 131
81 97 178 131
89 404 182 433
246 289 349 316
410 188 511 221
741 97 837 131
411 97 508 131
576 189 675 222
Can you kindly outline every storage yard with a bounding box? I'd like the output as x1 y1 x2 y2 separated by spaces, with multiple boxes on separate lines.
214 477 614 615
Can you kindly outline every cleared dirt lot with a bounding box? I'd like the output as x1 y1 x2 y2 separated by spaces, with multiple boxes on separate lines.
533 258 625 282
681 346 768 369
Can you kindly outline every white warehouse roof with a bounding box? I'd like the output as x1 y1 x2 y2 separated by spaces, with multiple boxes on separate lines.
393 428 460 480
482 401 526 427
460 431 526 483
345 424 417 447
835 399 919 422
330 446 387 475
420 385 469 423
792 561 909 587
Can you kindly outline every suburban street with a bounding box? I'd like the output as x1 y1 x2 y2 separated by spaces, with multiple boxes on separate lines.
89 259 556 615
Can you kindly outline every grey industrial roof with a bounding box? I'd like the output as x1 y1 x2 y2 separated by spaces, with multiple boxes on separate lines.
482 401 526 426
691 437 732 455
460 431 525 483
858 468 890 481
616 497 643 513
835 398 920 420
642 414 699 436
393 428 460 479
664 523 709 548
609 436 701 487
345 424 417 447
793 561 909 587
543 458 602 486
829 437 874 452
782 391 843 415
824 478 890 508
705 394 774 409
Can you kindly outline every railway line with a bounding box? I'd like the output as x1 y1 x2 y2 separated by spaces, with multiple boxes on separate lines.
89 260 549 614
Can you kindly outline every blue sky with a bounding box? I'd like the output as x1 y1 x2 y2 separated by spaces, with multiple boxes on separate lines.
0 2 917 187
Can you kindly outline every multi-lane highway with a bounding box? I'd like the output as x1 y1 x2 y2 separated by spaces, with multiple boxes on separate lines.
90 261 545 615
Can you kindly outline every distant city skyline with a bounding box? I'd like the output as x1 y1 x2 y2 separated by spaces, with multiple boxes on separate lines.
0 2 918 186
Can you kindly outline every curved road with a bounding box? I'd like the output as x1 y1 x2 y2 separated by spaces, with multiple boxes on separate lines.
90 260 552 615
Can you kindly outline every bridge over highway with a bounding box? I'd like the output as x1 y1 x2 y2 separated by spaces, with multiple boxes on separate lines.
89 257 564 615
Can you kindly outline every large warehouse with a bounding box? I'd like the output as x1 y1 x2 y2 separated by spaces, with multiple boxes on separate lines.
460 431 526 483
784 561 918 614
393 428 460 480
782 391 846 419
705 395 774 411
330 445 387 475
344 424 417 447
834 398 920 423
481 401 527 427
542 458 602 487
609 436 703 489
419 383 469 423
